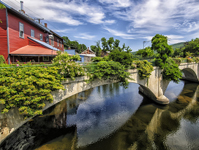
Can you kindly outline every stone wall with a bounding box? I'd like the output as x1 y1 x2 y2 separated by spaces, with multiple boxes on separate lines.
0 76 118 143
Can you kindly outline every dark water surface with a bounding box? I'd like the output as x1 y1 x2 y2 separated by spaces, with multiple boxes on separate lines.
1 81 199 150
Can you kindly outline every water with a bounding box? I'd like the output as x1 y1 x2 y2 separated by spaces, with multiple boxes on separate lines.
1 81 199 150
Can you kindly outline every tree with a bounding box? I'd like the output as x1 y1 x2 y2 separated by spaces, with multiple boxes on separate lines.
101 37 108 51
183 38 199 56
151 34 182 82
90 41 102 57
62 36 87 53
151 34 173 67
136 47 154 58
172 48 184 57
113 39 120 48
62 36 71 49
109 49 133 68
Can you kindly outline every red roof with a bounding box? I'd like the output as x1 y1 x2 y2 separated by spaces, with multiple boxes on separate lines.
9 45 58 56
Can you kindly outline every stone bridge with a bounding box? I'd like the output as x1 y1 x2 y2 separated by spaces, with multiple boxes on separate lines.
0 62 199 143
127 62 199 104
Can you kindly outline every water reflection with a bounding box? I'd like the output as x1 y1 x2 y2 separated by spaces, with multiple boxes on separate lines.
1 81 199 150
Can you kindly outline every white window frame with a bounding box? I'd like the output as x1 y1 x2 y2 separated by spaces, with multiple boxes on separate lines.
57 39 59 47
19 22 24 38
40 34 43 41
51 37 54 46
31 29 34 37
60 41 62 48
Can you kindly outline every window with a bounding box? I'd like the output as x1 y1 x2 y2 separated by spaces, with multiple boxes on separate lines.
51 37 54 46
57 39 59 47
40 34 43 41
31 29 34 37
43 56 49 61
46 35 49 44
19 22 24 38
60 41 62 48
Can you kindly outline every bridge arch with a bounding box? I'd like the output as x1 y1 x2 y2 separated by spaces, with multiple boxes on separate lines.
181 68 198 82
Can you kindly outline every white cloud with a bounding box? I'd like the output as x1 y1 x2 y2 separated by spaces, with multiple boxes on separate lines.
112 0 199 34
2 0 107 25
74 33 96 40
53 28 77 33
98 0 132 8
103 20 116 25
103 27 134 39
174 21 199 33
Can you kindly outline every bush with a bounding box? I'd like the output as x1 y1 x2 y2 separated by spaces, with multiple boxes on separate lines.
193 57 199 63
130 64 136 69
172 58 182 65
0 55 5 64
91 57 103 62
89 61 132 88
186 57 194 63
0 66 64 119
162 58 182 83
136 60 154 79
52 52 85 80
109 50 133 68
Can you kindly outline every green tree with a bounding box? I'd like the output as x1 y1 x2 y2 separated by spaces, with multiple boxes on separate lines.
113 39 120 48
91 41 102 57
173 48 184 57
109 49 133 68
183 38 199 56
62 36 71 49
136 47 154 58
152 34 173 64
62 36 87 53
151 34 182 83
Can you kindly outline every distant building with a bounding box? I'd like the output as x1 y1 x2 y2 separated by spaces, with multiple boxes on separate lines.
79 47 96 62
101 50 110 57
0 1 64 64
64 49 76 55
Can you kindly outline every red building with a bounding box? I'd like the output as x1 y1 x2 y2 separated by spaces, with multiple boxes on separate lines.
0 1 64 64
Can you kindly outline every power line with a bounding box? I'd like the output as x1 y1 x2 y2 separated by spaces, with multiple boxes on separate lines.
8 0 62 32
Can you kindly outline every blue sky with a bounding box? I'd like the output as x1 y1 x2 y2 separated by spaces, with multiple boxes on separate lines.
3 0 199 51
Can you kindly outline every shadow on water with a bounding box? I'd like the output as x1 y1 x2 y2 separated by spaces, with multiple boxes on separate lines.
1 81 199 150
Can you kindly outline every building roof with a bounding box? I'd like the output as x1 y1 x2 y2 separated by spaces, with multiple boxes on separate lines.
79 54 96 57
0 1 63 39
9 45 58 56
28 37 60 51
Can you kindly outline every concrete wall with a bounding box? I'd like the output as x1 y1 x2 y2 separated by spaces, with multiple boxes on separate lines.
0 76 118 143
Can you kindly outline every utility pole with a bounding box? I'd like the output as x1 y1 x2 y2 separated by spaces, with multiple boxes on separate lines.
143 40 150 49
34 18 44 23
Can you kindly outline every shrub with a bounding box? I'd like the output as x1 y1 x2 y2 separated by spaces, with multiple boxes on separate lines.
130 64 136 69
52 52 85 80
89 61 132 88
109 50 133 68
193 57 199 63
136 60 154 79
91 57 103 62
172 58 182 65
162 58 182 83
0 55 5 64
0 66 64 119
187 57 194 63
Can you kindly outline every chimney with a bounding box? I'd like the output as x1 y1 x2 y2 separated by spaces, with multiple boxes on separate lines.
20 1 25 13
44 23 47 28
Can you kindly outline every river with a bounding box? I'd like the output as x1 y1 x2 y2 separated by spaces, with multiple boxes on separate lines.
1 81 199 150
